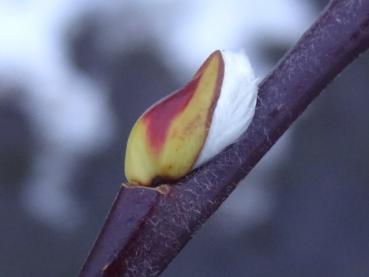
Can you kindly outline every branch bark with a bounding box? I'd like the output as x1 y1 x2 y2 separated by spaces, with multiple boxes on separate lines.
80 0 369 276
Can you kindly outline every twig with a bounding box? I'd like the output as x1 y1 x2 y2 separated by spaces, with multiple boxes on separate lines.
80 1 369 276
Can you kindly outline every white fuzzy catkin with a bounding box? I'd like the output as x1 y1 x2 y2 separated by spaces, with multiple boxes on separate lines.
194 50 258 168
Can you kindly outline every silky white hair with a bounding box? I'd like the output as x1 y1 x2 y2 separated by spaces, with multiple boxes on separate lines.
194 50 258 168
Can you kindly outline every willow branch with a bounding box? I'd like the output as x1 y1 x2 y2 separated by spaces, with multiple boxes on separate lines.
80 1 369 276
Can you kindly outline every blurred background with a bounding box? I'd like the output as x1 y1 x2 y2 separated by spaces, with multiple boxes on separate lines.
1 0 369 276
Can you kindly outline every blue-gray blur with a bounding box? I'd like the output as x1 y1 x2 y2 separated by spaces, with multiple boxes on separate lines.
2 0 369 276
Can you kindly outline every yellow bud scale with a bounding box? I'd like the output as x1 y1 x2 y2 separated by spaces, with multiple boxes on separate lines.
124 50 258 187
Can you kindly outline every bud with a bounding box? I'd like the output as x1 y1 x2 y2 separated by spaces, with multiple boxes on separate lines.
125 50 257 187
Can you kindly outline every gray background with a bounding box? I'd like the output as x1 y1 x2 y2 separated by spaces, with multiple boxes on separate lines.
2 0 369 276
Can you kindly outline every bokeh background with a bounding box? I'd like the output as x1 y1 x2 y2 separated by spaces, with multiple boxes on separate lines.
1 0 369 276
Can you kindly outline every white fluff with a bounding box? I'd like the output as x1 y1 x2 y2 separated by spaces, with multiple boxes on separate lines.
194 50 258 168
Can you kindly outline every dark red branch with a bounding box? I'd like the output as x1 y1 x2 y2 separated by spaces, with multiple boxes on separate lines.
80 1 369 276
